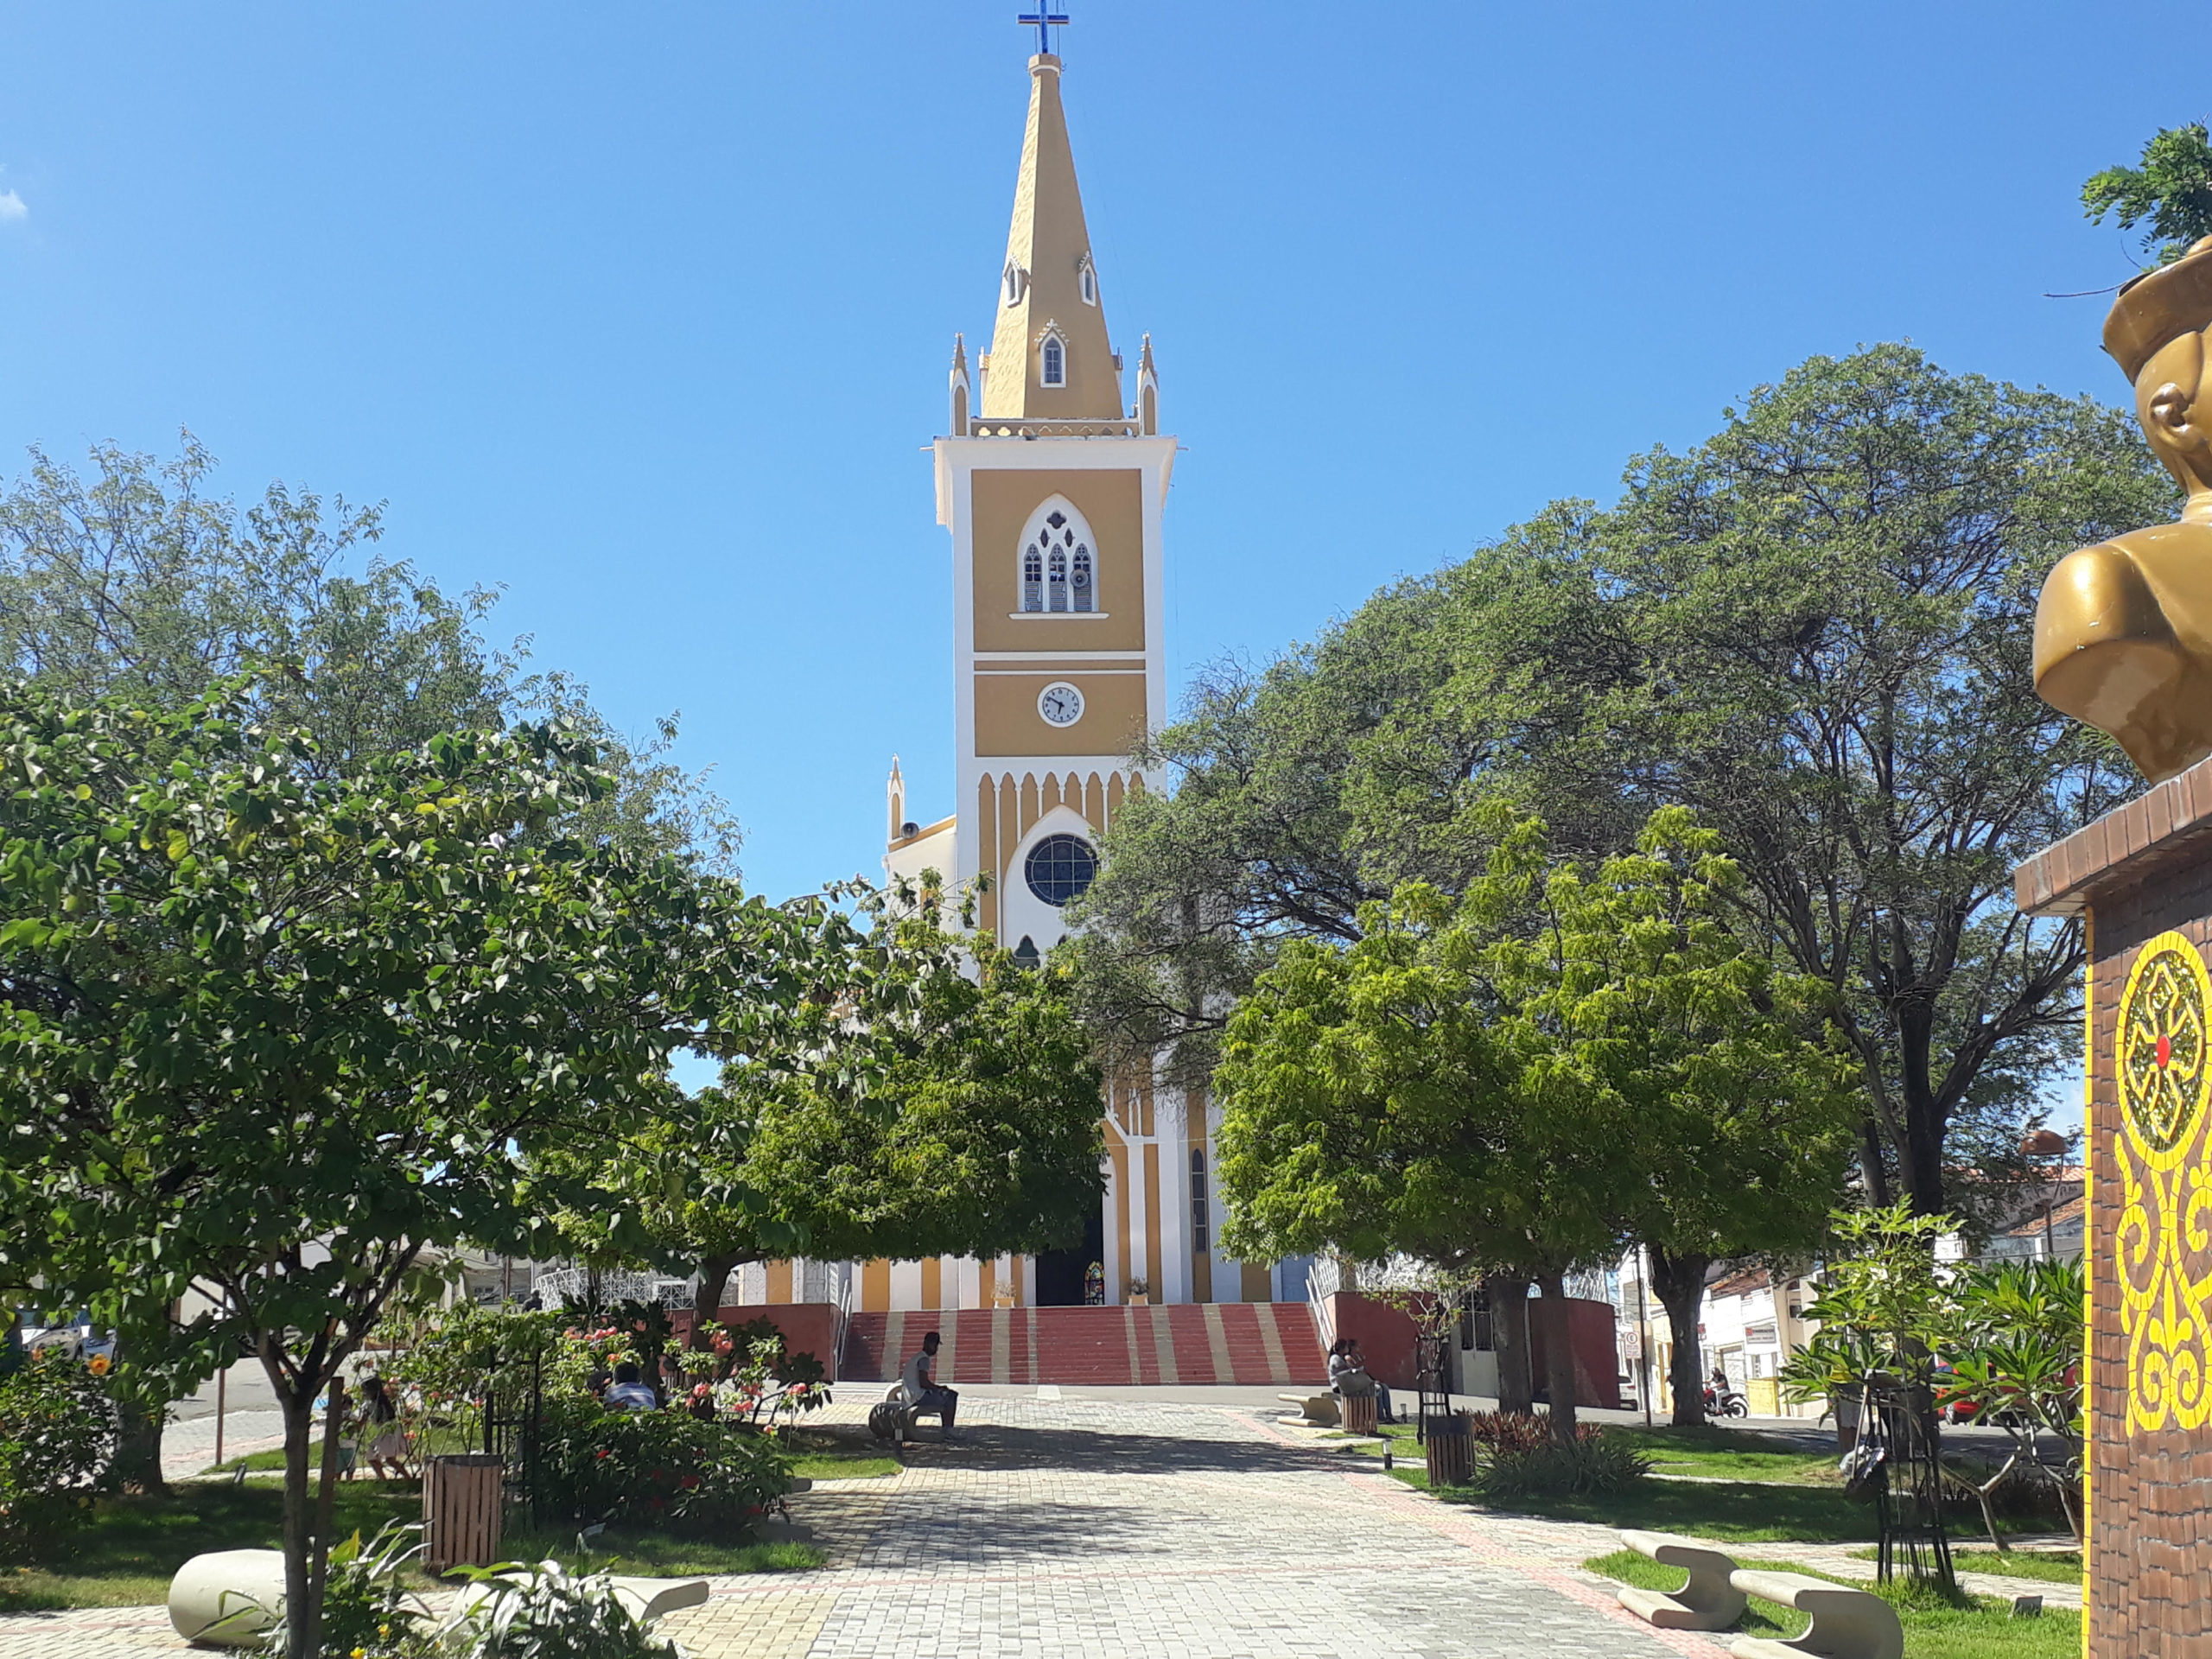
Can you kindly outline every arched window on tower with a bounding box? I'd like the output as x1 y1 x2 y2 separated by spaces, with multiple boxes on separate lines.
1016 499 1099 618
1078 253 1097 307
1040 334 1066 387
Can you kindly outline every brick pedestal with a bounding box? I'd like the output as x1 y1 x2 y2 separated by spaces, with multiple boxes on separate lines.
2018 753 2212 1654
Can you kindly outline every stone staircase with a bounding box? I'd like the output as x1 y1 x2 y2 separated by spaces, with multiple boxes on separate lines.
840 1302 1325 1386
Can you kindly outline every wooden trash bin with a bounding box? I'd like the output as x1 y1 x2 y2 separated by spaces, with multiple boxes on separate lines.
1424 1414 1472 1489
423 1454 504 1573
1342 1392 1378 1434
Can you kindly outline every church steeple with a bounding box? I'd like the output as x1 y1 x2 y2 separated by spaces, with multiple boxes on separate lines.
981 53 1121 421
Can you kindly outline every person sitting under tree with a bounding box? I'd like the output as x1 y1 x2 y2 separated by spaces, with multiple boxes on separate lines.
902 1331 959 1441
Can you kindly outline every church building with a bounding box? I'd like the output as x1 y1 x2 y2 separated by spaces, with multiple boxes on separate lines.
731 38 1310 1353
877 39 1289 1316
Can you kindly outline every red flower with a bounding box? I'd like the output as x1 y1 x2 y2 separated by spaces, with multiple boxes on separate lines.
594 1449 612 1461
649 1496 666 1510
679 1474 701 1491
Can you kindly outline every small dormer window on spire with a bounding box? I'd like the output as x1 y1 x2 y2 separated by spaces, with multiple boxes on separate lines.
1077 252 1097 307
1040 332 1066 388
1003 261 1027 307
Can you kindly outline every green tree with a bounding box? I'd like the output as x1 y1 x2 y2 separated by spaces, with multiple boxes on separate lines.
1216 806 1848 1440
0 435 741 868
567 896 1107 1339
1081 348 2171 1229
0 436 745 1484
0 682 817 1659
1489 807 1859 1427
2082 122 2212 268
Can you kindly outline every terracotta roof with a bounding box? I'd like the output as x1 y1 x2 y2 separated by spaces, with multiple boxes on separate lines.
1710 1266 1771 1298
2005 1194 2087 1236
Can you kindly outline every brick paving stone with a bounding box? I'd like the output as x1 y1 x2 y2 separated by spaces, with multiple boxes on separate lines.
0 1395 1728 1657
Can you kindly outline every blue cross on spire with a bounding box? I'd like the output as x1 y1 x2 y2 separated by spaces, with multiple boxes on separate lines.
1018 7 1069 55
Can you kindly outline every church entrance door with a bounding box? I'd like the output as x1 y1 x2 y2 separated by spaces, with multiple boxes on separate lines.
1033 1207 1105 1306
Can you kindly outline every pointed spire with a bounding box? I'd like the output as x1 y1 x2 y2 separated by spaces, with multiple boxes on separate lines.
1136 334 1159 435
887 757 907 845
949 334 971 435
982 54 1120 420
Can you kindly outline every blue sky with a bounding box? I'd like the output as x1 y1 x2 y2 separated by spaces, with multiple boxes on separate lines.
0 0 2190 944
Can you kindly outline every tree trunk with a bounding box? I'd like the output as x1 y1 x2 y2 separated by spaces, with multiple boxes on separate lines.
106 1395 167 1495
691 1253 743 1349
1859 1120 1892 1209
1647 1247 1712 1428
270 1354 316 1659
1486 1272 1535 1415
1533 1270 1579 1444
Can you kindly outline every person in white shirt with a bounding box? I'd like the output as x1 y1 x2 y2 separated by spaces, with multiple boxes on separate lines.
900 1331 959 1440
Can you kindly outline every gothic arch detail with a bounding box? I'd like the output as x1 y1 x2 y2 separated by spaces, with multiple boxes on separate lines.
1017 495 1098 613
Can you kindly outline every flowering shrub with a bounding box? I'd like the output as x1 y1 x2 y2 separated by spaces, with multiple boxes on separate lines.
0 1348 118 1559
536 1396 794 1533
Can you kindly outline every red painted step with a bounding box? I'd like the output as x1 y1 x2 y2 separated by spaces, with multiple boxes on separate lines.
840 1303 1325 1385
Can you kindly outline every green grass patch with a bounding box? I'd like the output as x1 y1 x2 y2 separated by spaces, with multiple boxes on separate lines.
0 1471 826 1611
1852 1546 2082 1586
788 1450 899 1481
1586 1549 2080 1657
1604 1424 1843 1486
0 1480 419 1611
505 1524 823 1579
1397 1462 1878 1541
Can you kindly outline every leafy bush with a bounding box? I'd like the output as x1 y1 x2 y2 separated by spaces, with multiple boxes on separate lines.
537 1395 794 1533
0 1348 118 1558
1461 1417 1650 1497
436 1561 676 1659
259 1522 430 1659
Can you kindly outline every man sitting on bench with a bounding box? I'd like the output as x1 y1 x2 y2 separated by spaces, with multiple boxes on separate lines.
902 1331 959 1441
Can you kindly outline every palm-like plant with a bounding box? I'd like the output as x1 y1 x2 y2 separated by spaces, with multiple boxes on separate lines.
1938 1257 2084 1546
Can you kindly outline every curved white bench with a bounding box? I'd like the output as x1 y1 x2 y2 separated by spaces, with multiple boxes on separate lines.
1726 1569 1903 1659
167 1548 287 1646
1614 1529 1745 1631
1275 1392 1339 1427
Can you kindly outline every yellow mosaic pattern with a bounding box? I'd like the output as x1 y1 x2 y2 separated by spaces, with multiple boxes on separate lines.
2116 931 2212 1433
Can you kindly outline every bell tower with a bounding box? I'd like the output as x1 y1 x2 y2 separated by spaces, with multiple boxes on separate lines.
916 46 1173 963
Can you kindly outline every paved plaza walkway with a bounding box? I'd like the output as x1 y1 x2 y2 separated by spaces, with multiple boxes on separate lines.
0 1392 2069 1656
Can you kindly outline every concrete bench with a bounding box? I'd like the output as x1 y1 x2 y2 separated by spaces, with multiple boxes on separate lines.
1726 1569 1903 1659
1275 1392 1340 1427
868 1384 950 1444
1613 1529 1746 1631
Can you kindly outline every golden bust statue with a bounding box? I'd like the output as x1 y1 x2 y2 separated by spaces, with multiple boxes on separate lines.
2036 235 2212 780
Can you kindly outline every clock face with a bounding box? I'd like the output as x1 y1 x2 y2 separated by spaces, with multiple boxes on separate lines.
1038 682 1085 728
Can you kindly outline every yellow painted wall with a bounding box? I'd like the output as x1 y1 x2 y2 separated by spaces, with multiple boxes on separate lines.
975 673 1147 759
861 1259 890 1313
971 470 1145 653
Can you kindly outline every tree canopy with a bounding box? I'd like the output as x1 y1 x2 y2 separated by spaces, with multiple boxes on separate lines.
0 435 741 871
2082 122 2212 268
0 679 818 1657
1078 346 2171 1228
556 891 1108 1336
1215 807 1854 1435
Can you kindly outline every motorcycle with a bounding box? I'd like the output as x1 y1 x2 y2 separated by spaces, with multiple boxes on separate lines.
1703 1383 1750 1420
